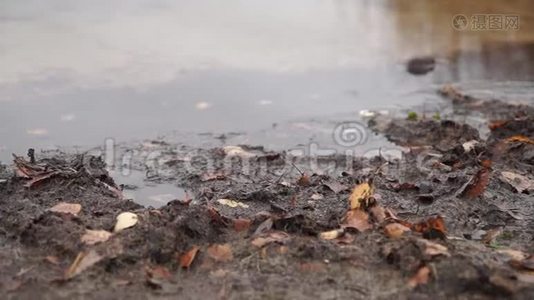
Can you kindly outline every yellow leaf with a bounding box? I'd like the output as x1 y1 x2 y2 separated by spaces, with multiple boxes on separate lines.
349 183 374 210
217 199 249 209
113 212 138 232
318 229 343 240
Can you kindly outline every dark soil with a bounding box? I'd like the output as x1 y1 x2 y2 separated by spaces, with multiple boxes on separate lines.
1 87 534 299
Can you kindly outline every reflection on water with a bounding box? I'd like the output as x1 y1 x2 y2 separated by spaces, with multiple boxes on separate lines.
1 0 534 163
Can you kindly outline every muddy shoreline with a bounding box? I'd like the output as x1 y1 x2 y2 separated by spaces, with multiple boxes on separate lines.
1 86 534 299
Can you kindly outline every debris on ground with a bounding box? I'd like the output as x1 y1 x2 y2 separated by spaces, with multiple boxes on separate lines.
1 90 534 299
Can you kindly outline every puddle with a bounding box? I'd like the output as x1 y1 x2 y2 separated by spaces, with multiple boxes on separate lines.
109 169 187 208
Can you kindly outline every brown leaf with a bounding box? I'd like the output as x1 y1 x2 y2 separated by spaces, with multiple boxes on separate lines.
251 231 290 248
206 244 233 262
81 229 112 245
65 250 103 279
342 210 372 232
24 171 58 188
413 215 447 239
146 265 173 280
506 135 534 145
233 218 251 232
349 182 374 210
408 266 431 288
45 256 60 265
49 202 82 216
463 160 491 199
488 120 508 130
179 246 200 269
297 174 311 186
299 262 325 272
384 223 410 238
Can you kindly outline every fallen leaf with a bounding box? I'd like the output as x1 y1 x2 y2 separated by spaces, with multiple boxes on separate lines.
506 135 534 145
500 171 534 193
113 212 138 232
463 160 491 199
210 269 228 278
488 120 508 131
146 265 173 280
4 279 23 292
370 205 386 223
24 171 59 188
251 231 290 248
49 202 82 216
207 244 233 262
349 182 374 210
408 265 431 288
311 193 324 200
419 239 450 257
342 209 372 232
223 146 255 158
179 246 200 269
497 249 528 261
413 215 447 239
201 172 226 181
462 140 479 153
297 174 311 186
299 262 325 272
319 229 344 240
324 181 348 194
81 229 112 245
217 199 249 209
233 218 251 232
384 223 411 238
65 250 103 279
45 255 60 265
253 218 273 236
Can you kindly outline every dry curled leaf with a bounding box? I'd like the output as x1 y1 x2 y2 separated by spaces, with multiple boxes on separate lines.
233 218 251 232
297 174 311 186
49 202 82 216
384 223 410 238
463 160 491 199
251 231 290 248
113 212 138 232
506 135 534 145
207 244 233 262
319 229 344 240
65 250 103 279
81 229 112 245
342 209 372 232
45 255 60 265
349 182 374 210
500 171 534 193
179 246 200 269
408 266 431 288
146 265 173 280
217 199 249 209
413 215 447 239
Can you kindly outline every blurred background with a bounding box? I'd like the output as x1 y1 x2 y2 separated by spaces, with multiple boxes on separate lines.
1 0 534 162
